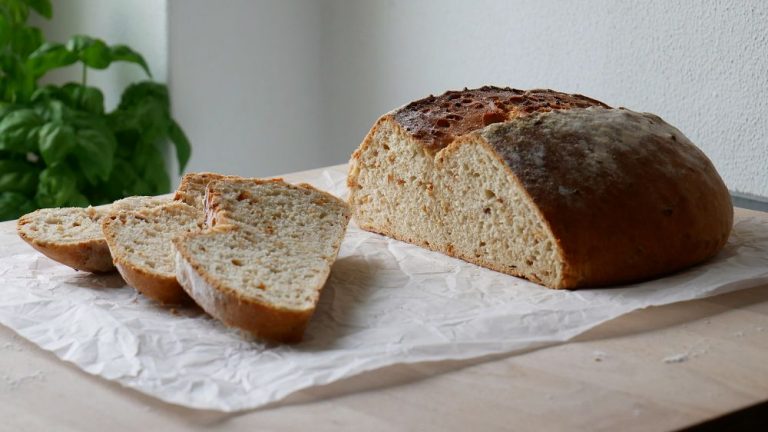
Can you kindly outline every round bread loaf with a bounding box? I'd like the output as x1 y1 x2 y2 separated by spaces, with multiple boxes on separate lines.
347 87 733 289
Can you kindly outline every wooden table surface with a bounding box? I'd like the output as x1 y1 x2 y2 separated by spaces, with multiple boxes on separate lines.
1 166 767 432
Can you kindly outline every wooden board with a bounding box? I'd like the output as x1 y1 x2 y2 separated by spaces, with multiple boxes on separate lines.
1 165 766 431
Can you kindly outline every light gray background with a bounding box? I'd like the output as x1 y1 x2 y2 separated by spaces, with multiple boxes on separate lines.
38 0 768 198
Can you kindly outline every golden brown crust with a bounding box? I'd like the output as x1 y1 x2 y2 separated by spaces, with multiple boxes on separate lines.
173 228 315 344
16 215 114 273
393 87 608 151
101 206 197 305
174 180 351 344
114 261 191 304
479 109 732 288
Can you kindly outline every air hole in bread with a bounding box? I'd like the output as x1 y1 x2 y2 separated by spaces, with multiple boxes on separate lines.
484 189 496 199
231 259 243 266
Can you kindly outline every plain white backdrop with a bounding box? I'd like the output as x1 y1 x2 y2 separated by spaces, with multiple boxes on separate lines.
39 0 768 198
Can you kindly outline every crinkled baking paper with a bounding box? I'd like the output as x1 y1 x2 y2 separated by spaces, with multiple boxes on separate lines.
1 165 767 411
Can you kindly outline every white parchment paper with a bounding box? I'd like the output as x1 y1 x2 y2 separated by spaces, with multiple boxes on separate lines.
1 166 767 412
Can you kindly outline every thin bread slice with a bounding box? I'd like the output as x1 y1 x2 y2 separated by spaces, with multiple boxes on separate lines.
15 196 171 273
102 202 202 304
173 178 351 343
16 207 114 272
173 172 242 210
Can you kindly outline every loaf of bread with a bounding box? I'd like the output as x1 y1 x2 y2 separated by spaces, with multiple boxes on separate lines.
173 178 350 343
347 87 733 289
102 202 202 304
16 196 170 273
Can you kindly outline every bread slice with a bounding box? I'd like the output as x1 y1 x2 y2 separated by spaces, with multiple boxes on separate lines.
173 178 351 343
102 202 202 304
16 207 114 272
173 172 241 210
16 196 172 273
348 87 733 289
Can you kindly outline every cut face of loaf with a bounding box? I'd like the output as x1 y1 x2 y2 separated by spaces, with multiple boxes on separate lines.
102 202 202 304
15 196 172 273
348 87 733 289
173 179 351 343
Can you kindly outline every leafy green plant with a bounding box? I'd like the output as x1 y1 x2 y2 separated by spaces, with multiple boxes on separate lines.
0 0 190 221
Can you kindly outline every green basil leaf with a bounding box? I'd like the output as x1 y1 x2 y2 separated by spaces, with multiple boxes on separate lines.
66 35 111 69
131 140 170 194
117 81 169 110
168 119 191 173
30 84 62 103
1 0 29 28
74 126 116 184
64 84 104 115
112 82 171 142
27 0 53 19
109 44 151 77
0 191 36 221
26 42 78 77
0 102 18 118
11 25 44 58
0 50 30 101
0 159 40 194
33 98 67 122
0 13 10 47
80 39 111 69
0 109 43 153
102 158 154 198
35 163 89 208
64 34 93 53
38 121 76 164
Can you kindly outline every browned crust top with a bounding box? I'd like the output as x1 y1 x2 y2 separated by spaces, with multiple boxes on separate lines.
481 108 733 287
393 86 609 151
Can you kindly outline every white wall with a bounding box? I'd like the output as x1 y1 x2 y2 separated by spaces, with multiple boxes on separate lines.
168 0 326 178
317 0 768 199
41 0 768 198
